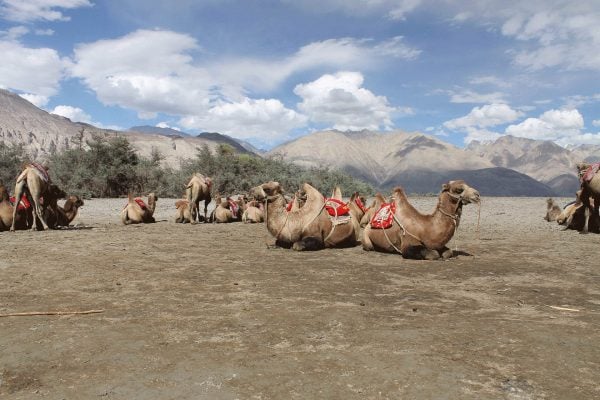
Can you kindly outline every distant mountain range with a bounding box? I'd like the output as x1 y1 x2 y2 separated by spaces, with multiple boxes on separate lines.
1 88 597 196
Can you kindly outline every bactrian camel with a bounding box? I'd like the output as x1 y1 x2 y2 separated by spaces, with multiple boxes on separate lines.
251 181 356 250
186 173 212 222
174 199 195 223
121 193 158 224
363 180 480 259
10 164 53 231
45 195 84 228
544 198 562 222
576 163 600 234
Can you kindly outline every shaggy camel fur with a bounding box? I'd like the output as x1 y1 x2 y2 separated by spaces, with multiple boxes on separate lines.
251 181 356 251
209 194 236 223
363 180 480 259
186 173 212 222
576 163 600 233
121 193 158 224
242 200 264 223
544 198 562 222
174 199 196 223
45 195 84 228
0 185 27 231
10 164 52 231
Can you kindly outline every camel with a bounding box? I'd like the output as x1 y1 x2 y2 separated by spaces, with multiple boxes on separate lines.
544 198 562 222
0 185 28 231
360 193 387 228
209 194 236 223
242 200 264 223
251 181 356 250
327 186 367 241
576 162 600 233
174 199 196 223
45 195 84 228
186 173 212 222
556 190 598 232
10 163 52 231
121 193 158 224
362 180 480 260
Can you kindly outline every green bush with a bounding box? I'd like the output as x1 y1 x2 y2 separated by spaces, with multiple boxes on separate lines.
0 142 26 189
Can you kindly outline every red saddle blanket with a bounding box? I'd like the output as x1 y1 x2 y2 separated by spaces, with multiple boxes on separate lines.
228 199 239 218
134 198 148 210
370 203 396 229
582 163 600 183
325 198 350 217
10 195 32 211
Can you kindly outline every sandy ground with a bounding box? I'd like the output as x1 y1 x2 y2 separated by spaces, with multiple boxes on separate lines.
1 196 599 399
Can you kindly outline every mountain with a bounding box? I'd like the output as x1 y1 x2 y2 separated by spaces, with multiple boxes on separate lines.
0 89 250 167
467 136 582 195
129 125 190 137
268 130 578 196
196 132 253 154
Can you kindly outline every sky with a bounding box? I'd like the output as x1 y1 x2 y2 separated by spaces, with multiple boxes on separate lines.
0 0 599 149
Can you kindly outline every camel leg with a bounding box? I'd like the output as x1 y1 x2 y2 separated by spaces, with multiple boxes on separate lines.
420 247 441 260
292 237 324 251
440 246 453 260
204 198 210 222
362 226 374 251
581 207 590 234
9 181 26 231
31 197 48 231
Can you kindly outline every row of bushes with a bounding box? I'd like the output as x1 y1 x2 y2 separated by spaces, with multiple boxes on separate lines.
1 136 373 198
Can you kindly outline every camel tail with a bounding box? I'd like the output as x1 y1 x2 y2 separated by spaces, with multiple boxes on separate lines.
15 169 28 184
127 193 134 203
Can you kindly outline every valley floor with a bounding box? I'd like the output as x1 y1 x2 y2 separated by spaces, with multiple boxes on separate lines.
1 197 598 399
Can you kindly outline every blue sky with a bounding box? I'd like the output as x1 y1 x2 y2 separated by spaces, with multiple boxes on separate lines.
1 0 599 149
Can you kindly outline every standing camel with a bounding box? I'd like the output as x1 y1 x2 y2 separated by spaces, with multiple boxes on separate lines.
186 173 212 222
363 180 480 259
576 163 600 234
10 164 52 231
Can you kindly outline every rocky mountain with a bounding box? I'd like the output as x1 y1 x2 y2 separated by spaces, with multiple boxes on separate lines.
129 125 190 137
0 89 247 167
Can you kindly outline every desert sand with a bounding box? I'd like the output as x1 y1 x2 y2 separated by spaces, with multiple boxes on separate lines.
1 196 599 399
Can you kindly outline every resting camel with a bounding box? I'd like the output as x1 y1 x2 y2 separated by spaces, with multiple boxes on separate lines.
251 181 356 250
45 195 84 228
576 163 600 233
242 200 264 223
544 198 562 222
186 173 212 222
209 194 236 223
363 180 480 259
121 193 158 224
10 163 52 231
557 190 598 232
360 193 387 228
0 185 28 231
174 199 196 223
327 187 367 241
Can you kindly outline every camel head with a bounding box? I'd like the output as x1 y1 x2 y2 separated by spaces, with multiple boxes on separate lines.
251 181 283 201
63 195 84 212
576 162 590 177
442 180 480 205
46 184 67 203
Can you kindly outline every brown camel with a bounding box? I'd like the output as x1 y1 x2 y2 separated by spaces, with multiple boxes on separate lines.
360 193 387 228
186 173 212 222
362 180 480 259
576 163 600 233
544 198 562 222
326 187 367 241
209 194 235 223
174 199 196 223
242 200 264 223
45 195 84 228
10 164 52 231
121 193 158 224
251 181 356 250
557 190 598 232
0 185 28 231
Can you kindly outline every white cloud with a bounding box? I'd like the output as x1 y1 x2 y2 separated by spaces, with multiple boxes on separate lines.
19 93 49 107
448 89 506 104
294 71 397 131
35 28 55 36
0 0 92 23
283 0 422 20
0 25 28 40
505 108 584 141
0 40 65 100
51 105 91 123
180 98 307 140
444 103 523 130
156 122 180 131
469 75 512 88
593 119 600 127
464 127 503 143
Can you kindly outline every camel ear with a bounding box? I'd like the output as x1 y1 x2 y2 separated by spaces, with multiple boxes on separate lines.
442 183 450 191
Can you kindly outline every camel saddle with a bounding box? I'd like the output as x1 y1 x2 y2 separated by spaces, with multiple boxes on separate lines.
370 202 396 229
582 162 600 183
134 198 148 210
9 195 32 211
228 199 239 218
325 198 350 217
31 162 50 183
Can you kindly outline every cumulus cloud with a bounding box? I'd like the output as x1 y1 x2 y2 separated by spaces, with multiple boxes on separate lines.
444 103 523 130
294 71 399 131
51 105 91 123
505 108 584 140
0 40 65 101
19 93 50 107
180 98 307 140
156 122 180 131
0 0 92 23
